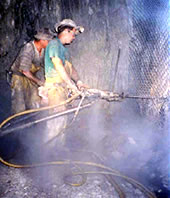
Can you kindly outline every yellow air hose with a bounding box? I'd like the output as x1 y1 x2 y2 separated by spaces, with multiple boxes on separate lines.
0 156 156 198
0 93 80 129
72 171 157 198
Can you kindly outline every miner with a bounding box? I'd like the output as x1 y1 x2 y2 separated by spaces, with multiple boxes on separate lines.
10 28 53 114
40 19 87 144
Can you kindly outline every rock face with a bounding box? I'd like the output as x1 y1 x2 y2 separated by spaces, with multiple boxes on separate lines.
0 0 61 75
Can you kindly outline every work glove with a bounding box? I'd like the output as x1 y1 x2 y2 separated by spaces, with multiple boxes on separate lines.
68 83 81 97
76 80 89 91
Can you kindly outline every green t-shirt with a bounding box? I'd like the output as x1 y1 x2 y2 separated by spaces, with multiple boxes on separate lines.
45 37 69 78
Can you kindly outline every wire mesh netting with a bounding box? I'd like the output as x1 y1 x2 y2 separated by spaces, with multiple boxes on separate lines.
129 0 169 126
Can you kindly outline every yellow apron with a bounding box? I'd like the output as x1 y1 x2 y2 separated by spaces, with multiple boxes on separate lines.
11 64 41 114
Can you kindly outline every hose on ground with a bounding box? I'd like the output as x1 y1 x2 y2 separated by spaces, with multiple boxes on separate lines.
0 156 156 198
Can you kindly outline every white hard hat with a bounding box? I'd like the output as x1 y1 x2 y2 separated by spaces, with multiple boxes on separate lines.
55 19 84 34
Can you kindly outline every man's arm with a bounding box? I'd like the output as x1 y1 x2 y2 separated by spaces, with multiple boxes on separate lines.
18 42 44 86
71 65 89 89
70 65 80 83
22 70 44 86
65 61 89 90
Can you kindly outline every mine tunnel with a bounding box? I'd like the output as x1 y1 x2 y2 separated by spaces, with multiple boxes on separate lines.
0 0 169 198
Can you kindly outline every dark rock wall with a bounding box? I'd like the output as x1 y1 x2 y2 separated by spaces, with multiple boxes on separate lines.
69 0 130 92
0 0 61 76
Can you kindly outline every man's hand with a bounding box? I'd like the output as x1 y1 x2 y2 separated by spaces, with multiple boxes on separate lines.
22 70 44 87
68 83 81 96
76 80 89 91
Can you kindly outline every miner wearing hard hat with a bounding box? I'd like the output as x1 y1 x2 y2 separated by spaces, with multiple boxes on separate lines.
40 19 87 144
10 28 53 114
